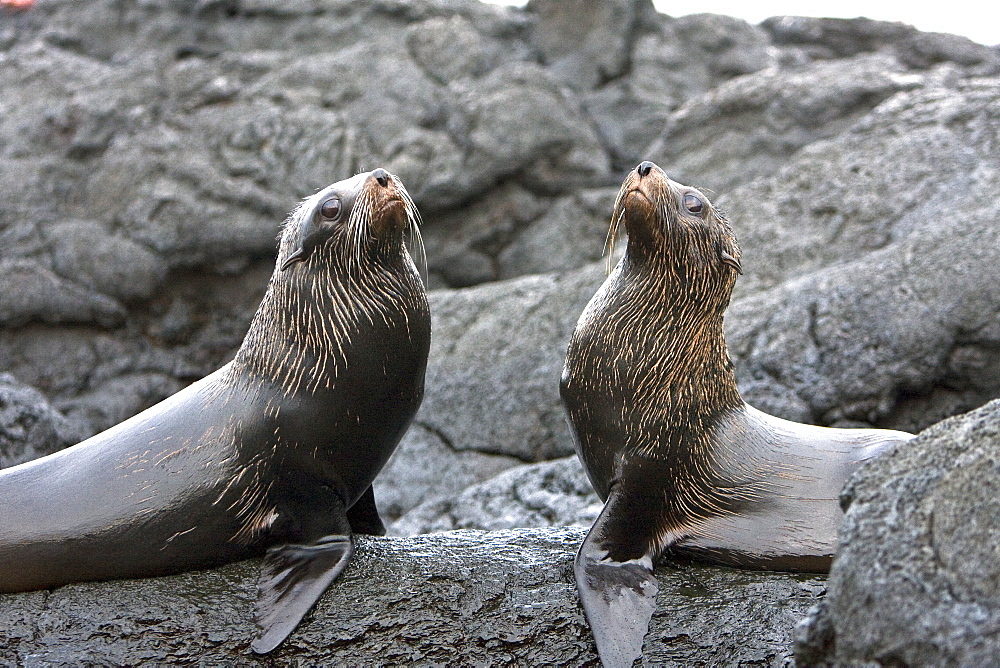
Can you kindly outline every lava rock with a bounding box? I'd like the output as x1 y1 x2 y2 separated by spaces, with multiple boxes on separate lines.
391 455 602 535
0 527 826 666
794 399 1000 666
0 373 89 469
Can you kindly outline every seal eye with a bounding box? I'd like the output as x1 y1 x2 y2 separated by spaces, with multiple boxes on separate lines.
319 198 342 221
683 193 705 215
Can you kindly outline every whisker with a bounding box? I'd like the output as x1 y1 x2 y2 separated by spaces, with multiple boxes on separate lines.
398 181 427 285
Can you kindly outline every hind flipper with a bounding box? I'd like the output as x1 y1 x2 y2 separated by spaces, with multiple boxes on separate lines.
575 488 678 667
346 485 386 536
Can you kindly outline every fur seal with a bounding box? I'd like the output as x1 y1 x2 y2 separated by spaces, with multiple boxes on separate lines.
559 161 913 667
0 168 431 654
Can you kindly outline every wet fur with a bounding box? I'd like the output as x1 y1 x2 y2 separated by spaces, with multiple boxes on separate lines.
560 163 913 666
0 170 431 653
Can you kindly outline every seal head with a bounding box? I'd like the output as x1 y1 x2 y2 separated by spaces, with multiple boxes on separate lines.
561 161 913 667
280 168 421 272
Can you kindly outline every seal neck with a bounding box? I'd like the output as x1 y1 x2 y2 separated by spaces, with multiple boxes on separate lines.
613 252 743 426
231 245 425 396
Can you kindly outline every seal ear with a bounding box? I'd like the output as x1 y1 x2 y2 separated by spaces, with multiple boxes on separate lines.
251 534 354 653
280 248 307 271
718 248 742 275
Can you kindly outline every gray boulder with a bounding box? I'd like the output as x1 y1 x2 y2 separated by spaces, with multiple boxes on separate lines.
0 527 826 666
0 374 89 469
527 0 653 91
415 263 604 463
391 455 602 535
723 79 1000 431
374 423 522 524
794 399 1000 666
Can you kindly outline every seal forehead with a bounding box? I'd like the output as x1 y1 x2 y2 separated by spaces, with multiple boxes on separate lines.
308 173 368 208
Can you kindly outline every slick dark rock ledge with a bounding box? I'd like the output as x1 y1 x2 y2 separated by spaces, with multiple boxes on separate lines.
0 527 824 666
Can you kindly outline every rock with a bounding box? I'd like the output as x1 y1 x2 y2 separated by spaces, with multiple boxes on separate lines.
374 423 522 524
762 15 1000 73
0 373 90 469
761 16 918 60
527 0 651 91
722 79 1000 431
47 221 167 304
406 15 505 84
589 12 774 168
449 61 611 199
646 52 926 193
0 527 826 665
422 181 552 288
416 263 604 463
391 455 601 535
0 258 126 329
793 399 1000 666
495 187 618 279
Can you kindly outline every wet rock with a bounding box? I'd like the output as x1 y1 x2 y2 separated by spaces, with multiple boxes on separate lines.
794 399 1000 666
0 527 826 666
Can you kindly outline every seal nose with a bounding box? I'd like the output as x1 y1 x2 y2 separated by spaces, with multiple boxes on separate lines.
637 161 655 177
372 168 390 187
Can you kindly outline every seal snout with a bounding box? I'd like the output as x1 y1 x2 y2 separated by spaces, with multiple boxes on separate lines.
372 168 390 188
637 161 655 177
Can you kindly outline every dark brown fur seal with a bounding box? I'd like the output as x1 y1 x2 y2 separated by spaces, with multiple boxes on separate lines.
0 168 430 654
559 161 913 667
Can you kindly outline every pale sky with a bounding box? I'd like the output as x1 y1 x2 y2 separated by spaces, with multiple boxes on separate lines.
484 1 1000 47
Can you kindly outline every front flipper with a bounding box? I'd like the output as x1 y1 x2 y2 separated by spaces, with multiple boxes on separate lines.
252 535 354 654
346 485 386 536
576 489 676 668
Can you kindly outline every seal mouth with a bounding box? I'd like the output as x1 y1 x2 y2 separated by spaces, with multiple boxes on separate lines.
369 195 409 235
376 196 406 218
625 187 654 207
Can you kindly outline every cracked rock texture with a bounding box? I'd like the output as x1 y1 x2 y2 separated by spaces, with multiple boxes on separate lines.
794 399 1000 666
0 527 826 666
3 0 1000 662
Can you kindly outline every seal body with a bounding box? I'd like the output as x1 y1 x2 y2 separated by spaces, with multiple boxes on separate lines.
0 168 430 654
560 161 913 667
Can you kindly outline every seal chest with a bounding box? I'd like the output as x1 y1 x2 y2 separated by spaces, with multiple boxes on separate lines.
0 168 430 654
560 161 914 667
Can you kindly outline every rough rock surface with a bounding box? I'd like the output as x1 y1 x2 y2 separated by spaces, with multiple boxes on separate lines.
0 527 826 666
3 0 1000 662
794 399 1000 666
0 374 89 469
391 455 602 535
3 1 999 485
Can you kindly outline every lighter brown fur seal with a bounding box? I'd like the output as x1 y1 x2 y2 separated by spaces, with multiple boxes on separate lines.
560 161 913 667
